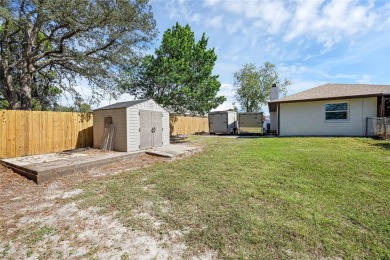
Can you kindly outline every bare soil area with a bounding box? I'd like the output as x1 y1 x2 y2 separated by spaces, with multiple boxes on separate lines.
0 152 210 259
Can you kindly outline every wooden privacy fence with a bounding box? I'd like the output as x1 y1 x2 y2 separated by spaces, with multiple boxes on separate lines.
0 110 93 159
170 115 209 135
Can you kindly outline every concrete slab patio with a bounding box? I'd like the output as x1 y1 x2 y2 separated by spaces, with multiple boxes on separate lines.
1 144 199 184
146 144 200 158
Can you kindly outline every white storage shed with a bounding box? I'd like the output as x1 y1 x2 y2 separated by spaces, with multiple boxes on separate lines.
93 99 169 152
208 111 237 134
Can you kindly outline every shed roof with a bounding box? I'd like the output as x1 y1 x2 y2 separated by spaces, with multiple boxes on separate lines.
269 83 390 104
94 99 149 111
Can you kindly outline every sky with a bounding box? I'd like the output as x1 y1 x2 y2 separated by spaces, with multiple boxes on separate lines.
72 0 390 114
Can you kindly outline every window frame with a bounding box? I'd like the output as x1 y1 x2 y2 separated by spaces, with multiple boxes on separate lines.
324 102 349 121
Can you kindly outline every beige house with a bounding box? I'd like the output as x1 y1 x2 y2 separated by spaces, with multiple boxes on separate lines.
268 84 390 136
93 99 169 152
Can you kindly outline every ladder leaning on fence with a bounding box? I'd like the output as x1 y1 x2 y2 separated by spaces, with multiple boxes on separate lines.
101 123 115 151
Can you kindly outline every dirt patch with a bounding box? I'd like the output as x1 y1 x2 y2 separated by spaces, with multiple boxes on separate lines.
4 202 187 259
0 146 212 259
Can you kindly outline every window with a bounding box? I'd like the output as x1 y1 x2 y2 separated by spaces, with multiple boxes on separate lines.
325 103 348 120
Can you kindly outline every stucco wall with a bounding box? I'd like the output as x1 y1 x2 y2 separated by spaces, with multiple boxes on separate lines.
279 97 377 136
93 108 127 151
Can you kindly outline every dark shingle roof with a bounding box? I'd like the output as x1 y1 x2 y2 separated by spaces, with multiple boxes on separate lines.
269 83 390 103
94 99 149 111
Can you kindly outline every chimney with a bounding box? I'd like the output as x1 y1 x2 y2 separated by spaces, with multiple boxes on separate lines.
270 83 279 101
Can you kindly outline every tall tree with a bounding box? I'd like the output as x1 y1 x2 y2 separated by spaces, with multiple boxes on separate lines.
0 0 156 110
0 64 63 110
234 62 291 112
127 23 225 115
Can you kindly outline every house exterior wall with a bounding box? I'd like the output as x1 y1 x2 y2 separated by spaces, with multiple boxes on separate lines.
279 97 377 136
270 111 278 133
93 108 127 151
126 100 169 152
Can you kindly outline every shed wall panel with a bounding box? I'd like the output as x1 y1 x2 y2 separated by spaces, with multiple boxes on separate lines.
93 108 127 151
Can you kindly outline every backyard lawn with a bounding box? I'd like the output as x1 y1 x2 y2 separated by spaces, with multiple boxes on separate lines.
75 136 390 259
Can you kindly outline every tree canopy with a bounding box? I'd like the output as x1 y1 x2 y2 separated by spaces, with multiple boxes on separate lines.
126 23 225 115
234 62 291 112
0 0 156 110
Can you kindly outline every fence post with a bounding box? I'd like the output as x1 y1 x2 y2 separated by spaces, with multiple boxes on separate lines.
384 117 388 140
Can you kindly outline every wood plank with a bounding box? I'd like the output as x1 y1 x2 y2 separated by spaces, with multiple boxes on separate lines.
15 110 24 157
70 112 75 149
62 112 67 150
57 112 64 151
184 117 188 134
53 112 59 152
32 111 41 155
24 111 33 156
20 111 27 156
79 113 86 147
176 116 181 135
0 111 7 158
46 112 54 153
64 113 71 150
75 113 80 148
194 117 198 133
39 111 46 154
79 113 86 148
191 117 195 133
70 113 76 148
6 110 16 158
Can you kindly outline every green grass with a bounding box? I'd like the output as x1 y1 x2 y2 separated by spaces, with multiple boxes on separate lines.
76 137 390 259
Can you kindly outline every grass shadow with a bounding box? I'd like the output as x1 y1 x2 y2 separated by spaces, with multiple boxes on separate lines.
236 135 262 139
170 136 190 144
371 142 390 151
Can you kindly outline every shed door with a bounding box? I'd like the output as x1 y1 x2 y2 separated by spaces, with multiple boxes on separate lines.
140 110 152 149
139 110 163 149
211 113 228 133
152 111 162 147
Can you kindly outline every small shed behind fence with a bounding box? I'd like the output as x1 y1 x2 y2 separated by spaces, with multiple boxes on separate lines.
93 99 169 152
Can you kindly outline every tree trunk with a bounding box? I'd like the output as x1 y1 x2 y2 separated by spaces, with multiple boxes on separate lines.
20 73 32 110
4 72 19 109
0 63 19 109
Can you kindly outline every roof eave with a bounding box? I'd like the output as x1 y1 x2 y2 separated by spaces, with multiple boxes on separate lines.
93 99 150 111
268 93 385 104
93 106 128 111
